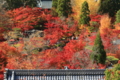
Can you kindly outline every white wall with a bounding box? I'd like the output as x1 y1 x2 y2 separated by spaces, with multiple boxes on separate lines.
37 1 52 9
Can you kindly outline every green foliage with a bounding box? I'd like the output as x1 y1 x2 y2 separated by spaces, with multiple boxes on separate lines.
90 21 98 26
57 0 72 17
12 28 21 31
115 10 120 24
51 0 58 16
89 21 99 32
79 1 90 25
85 45 93 50
105 63 120 80
88 26 95 32
90 32 106 64
107 56 119 64
52 0 58 9
107 56 119 62
98 0 120 17
31 48 42 54
5 0 37 9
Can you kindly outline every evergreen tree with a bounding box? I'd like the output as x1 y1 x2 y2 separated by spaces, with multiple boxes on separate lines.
79 1 90 26
52 0 58 8
115 10 120 24
91 32 106 64
51 0 58 16
57 0 72 17
98 0 120 17
5 0 37 10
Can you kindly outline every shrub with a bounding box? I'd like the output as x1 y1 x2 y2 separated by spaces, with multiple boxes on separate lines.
107 56 119 65
105 61 120 80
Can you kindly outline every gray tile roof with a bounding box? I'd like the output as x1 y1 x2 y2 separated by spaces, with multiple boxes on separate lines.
4 68 105 80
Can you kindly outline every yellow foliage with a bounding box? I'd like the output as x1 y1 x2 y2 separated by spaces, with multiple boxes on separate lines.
99 14 111 34
79 24 84 30
114 23 120 30
78 24 88 30
72 0 100 20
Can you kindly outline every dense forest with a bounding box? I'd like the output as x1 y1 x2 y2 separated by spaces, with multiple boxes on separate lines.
0 0 120 79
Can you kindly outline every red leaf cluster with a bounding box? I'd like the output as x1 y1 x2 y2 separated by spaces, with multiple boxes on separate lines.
44 16 77 45
90 14 102 23
41 39 86 69
0 42 20 79
7 7 47 31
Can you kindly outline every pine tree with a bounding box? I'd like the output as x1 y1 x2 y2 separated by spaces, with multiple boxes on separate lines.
51 0 58 16
57 0 72 17
91 32 106 64
52 0 58 8
98 0 120 17
79 1 90 26
5 0 37 9
115 10 120 24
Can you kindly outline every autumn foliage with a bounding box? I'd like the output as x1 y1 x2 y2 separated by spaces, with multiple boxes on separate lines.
99 15 111 34
44 16 77 44
7 6 48 31
72 0 100 20
0 42 20 79
0 8 12 40
0 1 120 80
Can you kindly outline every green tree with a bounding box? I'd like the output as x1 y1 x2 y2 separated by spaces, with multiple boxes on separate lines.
5 0 37 10
91 32 106 64
98 0 120 17
52 0 58 8
115 10 120 24
57 0 72 17
51 0 58 16
79 1 90 26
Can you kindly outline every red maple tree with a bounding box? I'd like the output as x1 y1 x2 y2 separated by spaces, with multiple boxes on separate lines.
7 6 48 31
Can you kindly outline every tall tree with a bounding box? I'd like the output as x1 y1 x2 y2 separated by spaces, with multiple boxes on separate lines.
5 0 37 10
90 32 106 64
52 0 58 9
51 0 58 16
57 0 72 17
98 0 120 17
79 1 90 26
115 10 120 24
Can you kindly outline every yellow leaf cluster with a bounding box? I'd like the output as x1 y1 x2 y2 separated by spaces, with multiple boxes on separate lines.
114 23 120 30
99 14 111 34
